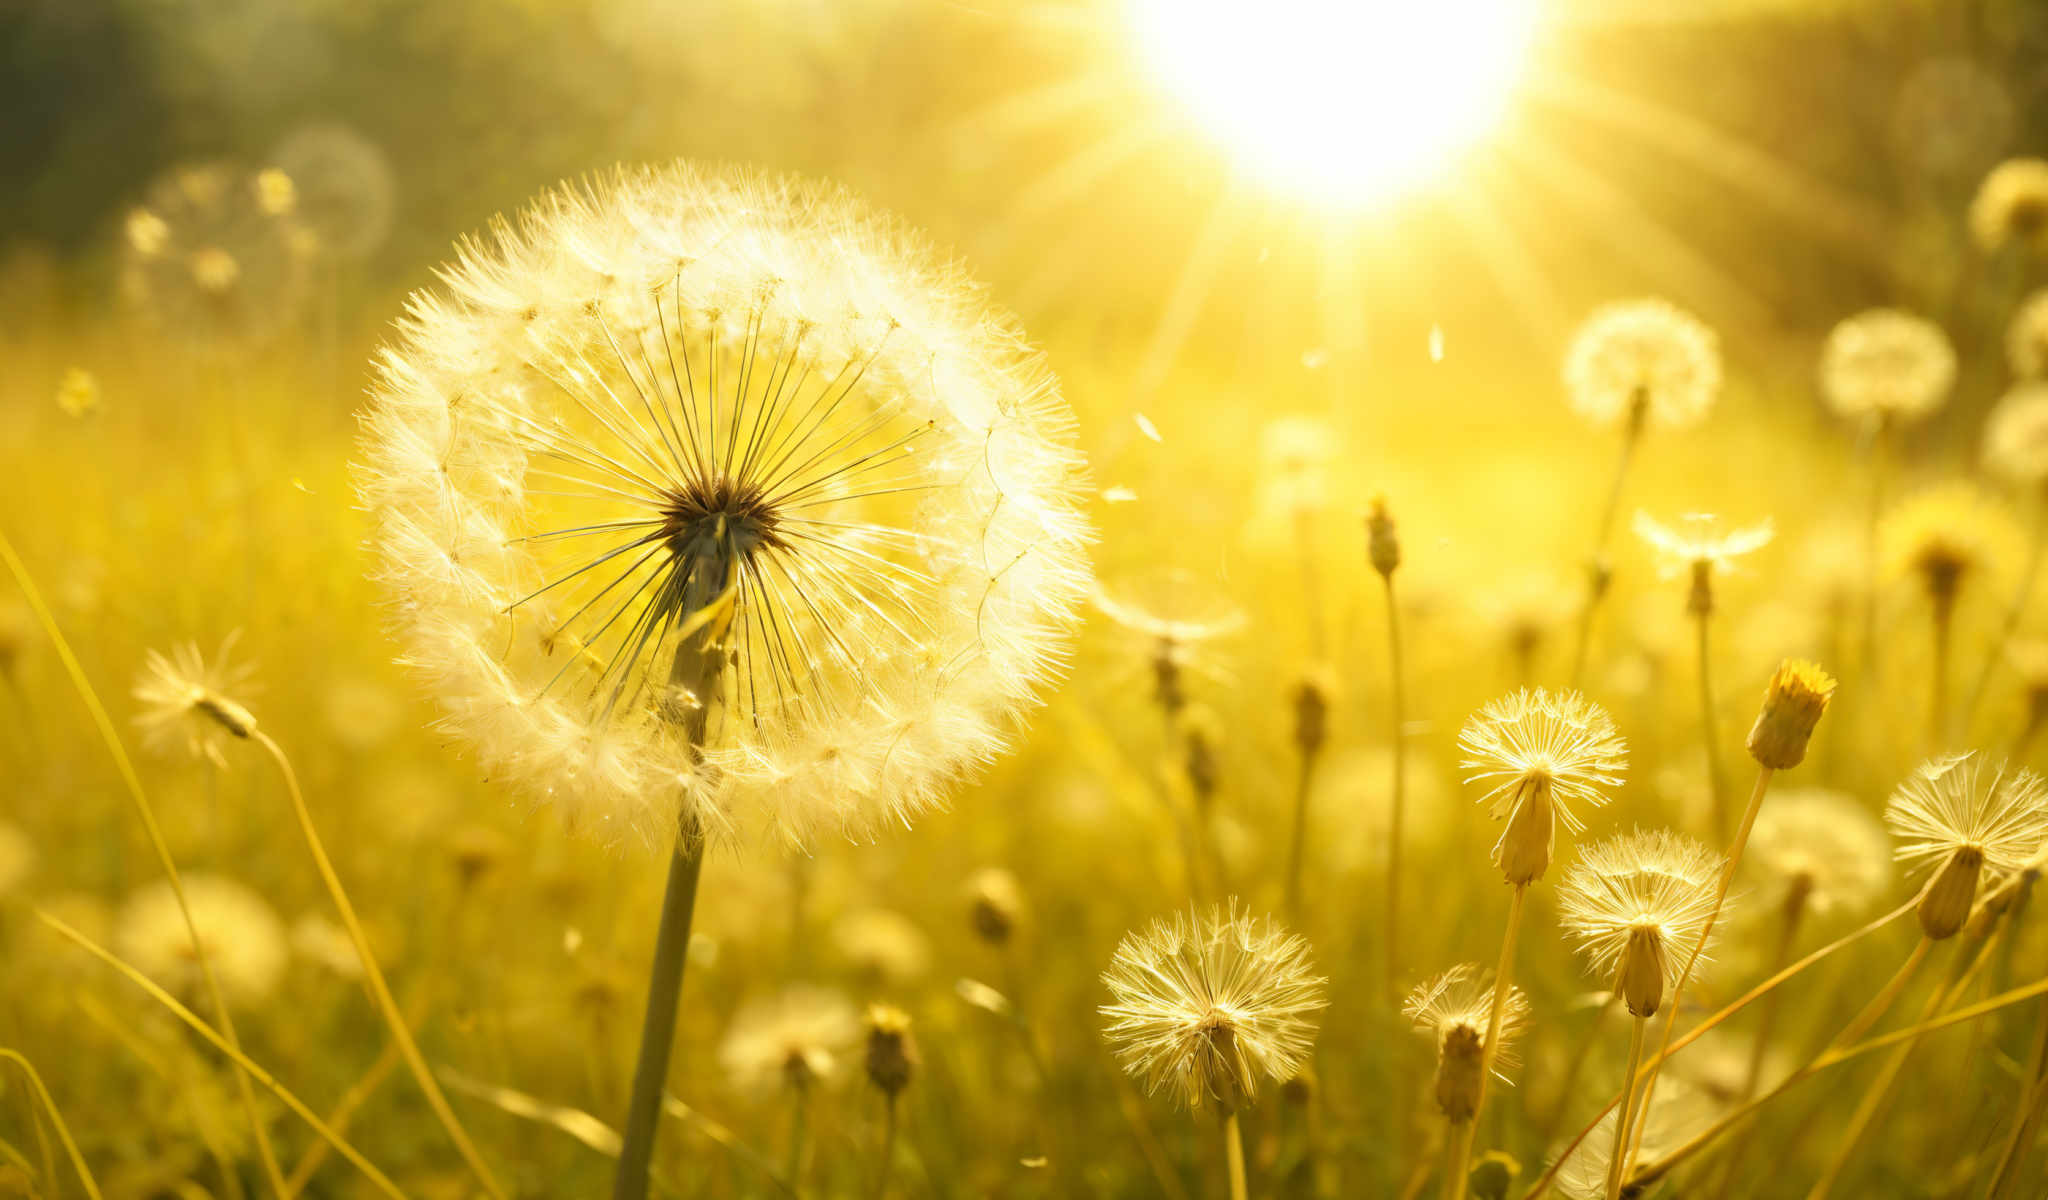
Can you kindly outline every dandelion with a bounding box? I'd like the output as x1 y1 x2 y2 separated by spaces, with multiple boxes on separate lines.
2006 289 2048 378
966 866 1027 947
1092 567 1244 720
1559 829 1721 1200
1405 964 1530 1125
863 1004 917 1198
120 161 307 353
1100 904 1326 1112
1882 484 2023 738
356 164 1089 1198
1885 752 2048 940
115 874 288 1009
54 367 99 418
1562 299 1721 683
1563 299 1721 432
1458 688 1628 886
719 985 862 1096
131 633 259 769
1551 1076 1715 1200
1970 157 2048 254
1821 309 1956 424
1635 511 1773 836
269 123 398 261
1748 789 1892 922
1371 495 1410 995
832 908 931 985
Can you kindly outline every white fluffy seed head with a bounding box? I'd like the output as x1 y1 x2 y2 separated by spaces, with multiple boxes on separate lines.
357 163 1092 852
1562 298 1721 431
1819 309 1955 423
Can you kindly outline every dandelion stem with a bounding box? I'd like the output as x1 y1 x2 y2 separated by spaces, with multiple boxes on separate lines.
254 730 506 1199
1621 766 1774 1179
1223 1111 1249 1200
1987 989 2048 1199
1536 994 1616 1148
1710 885 1808 1200
613 827 707 1200
870 1094 899 1200
1933 592 1957 748
1284 739 1320 922
1570 413 1641 687
1605 1016 1648 1200
1961 485 2048 733
786 1085 811 1193
1384 569 1408 998
1695 608 1728 839
1450 882 1527 1200
0 531 289 1197
0 1050 101 1200
1859 414 1893 681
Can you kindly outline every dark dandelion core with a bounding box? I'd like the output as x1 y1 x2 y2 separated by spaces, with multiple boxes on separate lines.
501 281 945 738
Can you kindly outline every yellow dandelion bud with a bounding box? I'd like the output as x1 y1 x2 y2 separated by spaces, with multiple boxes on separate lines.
1746 659 1835 770
966 867 1026 946
863 1004 919 1097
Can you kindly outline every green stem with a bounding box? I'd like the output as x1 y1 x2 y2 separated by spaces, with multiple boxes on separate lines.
1284 745 1319 921
1570 416 1641 687
1451 883 1528 1200
1385 571 1408 999
1696 607 1727 840
786 1085 810 1194
1711 887 1807 1200
1606 1017 1648 1200
611 830 707 1200
871 1094 899 1200
1224 1111 1248 1200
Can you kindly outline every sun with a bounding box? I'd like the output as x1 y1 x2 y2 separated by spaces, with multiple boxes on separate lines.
1128 0 1541 207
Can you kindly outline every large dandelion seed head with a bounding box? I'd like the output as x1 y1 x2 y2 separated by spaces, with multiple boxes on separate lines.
1099 904 1327 1111
1879 482 2022 607
1819 309 1955 423
1562 299 1721 431
1558 829 1722 1016
119 161 307 353
1983 382 2048 484
269 123 398 261
1970 157 2048 254
718 984 861 1095
357 163 1093 851
115 874 288 1009
1632 511 1774 579
132 633 260 770
1884 752 2048 879
1458 689 1627 834
1747 788 1892 919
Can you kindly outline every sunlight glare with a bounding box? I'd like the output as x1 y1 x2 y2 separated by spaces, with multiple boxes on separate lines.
1129 0 1541 205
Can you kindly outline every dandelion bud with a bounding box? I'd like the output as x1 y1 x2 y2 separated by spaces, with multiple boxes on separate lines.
1617 925 1669 1018
967 867 1025 947
1292 670 1333 761
1746 660 1835 770
1367 496 1401 578
1434 1022 1486 1123
863 1005 919 1098
1152 637 1186 717
1686 559 1714 618
1493 774 1555 885
1917 846 1984 940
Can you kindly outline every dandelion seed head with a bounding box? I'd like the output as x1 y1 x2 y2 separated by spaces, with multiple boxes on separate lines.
719 984 861 1095
1879 482 2022 605
1747 788 1892 918
1820 309 1955 423
2007 289 2048 379
1632 511 1774 579
1970 157 2048 254
358 163 1092 851
1404 962 1529 1076
115 874 288 1009
1551 1075 1715 1200
1983 382 2048 484
1100 903 1327 1111
0 822 34 899
1558 829 1723 1015
1563 299 1720 431
1885 752 2048 879
1458 689 1627 835
132 633 259 769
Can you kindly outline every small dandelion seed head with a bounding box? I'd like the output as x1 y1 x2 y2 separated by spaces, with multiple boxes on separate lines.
132 633 260 769
1558 829 1724 1017
1970 157 2048 254
1983 382 2048 484
1632 511 1774 579
1563 298 1721 431
719 984 861 1095
2007 289 2048 379
356 163 1092 852
115 873 288 1009
1459 689 1627 883
1404 963 1529 1122
1746 659 1835 770
1099 903 1327 1112
1820 309 1955 423
1879 483 2023 609
1747 788 1892 919
1885 752 2048 880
